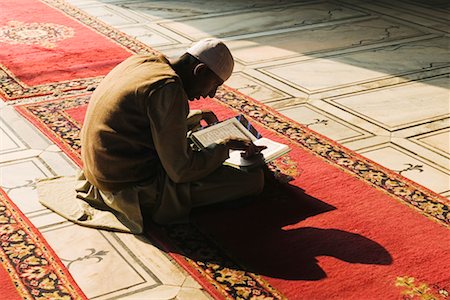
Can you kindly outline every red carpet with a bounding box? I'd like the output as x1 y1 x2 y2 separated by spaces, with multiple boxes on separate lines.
6 0 450 298
0 189 87 299
15 91 450 299
0 0 153 102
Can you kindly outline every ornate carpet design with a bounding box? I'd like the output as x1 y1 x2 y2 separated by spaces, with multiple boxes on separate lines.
0 0 155 102
15 89 450 299
0 189 87 299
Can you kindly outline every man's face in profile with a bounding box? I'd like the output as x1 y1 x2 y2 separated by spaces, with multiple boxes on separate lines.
187 64 223 101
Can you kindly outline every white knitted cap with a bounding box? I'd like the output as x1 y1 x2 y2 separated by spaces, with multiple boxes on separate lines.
186 38 234 82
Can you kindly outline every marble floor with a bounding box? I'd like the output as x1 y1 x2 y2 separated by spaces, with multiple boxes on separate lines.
1 0 449 299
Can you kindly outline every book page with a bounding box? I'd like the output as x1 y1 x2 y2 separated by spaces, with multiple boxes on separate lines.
254 138 290 162
225 137 290 167
192 118 256 147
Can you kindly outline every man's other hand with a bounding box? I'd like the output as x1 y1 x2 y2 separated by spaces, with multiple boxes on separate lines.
187 110 218 131
201 110 219 125
224 137 267 159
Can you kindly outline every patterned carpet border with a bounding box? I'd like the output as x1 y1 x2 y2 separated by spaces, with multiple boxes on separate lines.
1 0 155 102
0 64 102 102
14 85 450 299
0 189 87 299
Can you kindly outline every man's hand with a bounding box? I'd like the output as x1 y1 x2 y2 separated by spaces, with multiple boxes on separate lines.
224 137 267 159
201 110 218 125
187 110 218 131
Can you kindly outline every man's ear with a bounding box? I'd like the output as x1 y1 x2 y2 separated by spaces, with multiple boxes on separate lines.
193 63 207 76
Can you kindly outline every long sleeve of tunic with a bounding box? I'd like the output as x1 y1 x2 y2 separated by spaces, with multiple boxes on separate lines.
147 82 229 183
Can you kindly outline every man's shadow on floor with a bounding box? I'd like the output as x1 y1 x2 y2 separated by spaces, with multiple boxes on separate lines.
144 181 392 281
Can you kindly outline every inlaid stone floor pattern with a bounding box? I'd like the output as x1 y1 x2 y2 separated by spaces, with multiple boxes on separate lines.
1 0 449 299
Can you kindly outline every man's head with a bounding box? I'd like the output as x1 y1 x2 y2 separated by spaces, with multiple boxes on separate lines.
172 38 234 100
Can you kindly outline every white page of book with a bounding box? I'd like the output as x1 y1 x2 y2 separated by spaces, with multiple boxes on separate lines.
225 137 290 167
255 138 290 161
192 118 256 147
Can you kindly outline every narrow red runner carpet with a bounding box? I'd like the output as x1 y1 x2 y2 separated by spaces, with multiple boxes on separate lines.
15 91 450 299
0 189 87 299
5 0 450 298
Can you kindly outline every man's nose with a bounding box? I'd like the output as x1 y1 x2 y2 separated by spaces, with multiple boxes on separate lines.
208 86 218 98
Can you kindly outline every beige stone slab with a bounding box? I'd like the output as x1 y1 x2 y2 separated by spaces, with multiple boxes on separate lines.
64 0 100 6
119 285 179 299
330 76 450 130
118 25 177 47
110 284 209 300
133 23 193 45
228 17 427 64
29 211 68 229
157 43 190 60
307 65 449 101
41 225 160 299
160 2 367 40
360 145 450 194
242 69 309 98
264 57 391 93
343 1 450 33
7 186 47 215
0 154 75 216
0 122 25 153
402 0 450 10
391 118 450 138
262 36 449 92
115 0 310 21
391 137 449 171
389 116 450 183
415 128 450 158
177 287 211 300
45 144 63 152
226 73 287 103
81 5 141 26
269 97 310 109
0 149 77 215
342 136 392 151
379 0 450 22
182 276 202 289
0 149 43 164
0 158 53 191
279 104 368 142
112 1 213 20
0 106 50 150
309 99 391 136
115 232 187 286
39 151 77 177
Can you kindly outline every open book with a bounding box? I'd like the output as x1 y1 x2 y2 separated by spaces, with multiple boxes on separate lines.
190 115 290 168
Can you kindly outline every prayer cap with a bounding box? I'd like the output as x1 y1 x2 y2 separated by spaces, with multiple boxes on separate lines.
186 38 234 82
